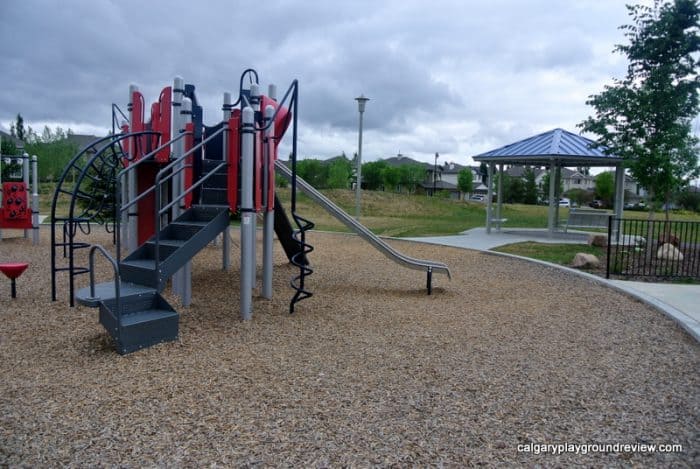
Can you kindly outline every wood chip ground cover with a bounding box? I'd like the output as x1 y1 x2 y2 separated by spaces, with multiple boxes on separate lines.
1 229 698 467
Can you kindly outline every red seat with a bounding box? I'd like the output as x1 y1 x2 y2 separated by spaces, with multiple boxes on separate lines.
0 262 29 280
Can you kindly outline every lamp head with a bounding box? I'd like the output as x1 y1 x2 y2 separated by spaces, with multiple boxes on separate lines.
355 94 369 113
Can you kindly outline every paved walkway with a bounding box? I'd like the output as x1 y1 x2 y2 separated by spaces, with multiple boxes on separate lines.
404 227 700 343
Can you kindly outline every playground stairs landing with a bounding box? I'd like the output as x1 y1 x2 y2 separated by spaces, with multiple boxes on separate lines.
75 159 230 354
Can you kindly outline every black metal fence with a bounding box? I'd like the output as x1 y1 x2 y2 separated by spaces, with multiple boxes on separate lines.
606 217 700 281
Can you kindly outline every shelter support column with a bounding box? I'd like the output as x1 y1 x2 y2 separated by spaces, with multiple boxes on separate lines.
547 159 557 236
613 164 625 240
486 162 494 234
554 164 561 230
496 164 504 232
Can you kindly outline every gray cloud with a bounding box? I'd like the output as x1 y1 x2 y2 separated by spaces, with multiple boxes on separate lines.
1 0 640 164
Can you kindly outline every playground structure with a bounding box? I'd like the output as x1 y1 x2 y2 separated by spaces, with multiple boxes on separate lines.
50 69 450 354
0 140 39 244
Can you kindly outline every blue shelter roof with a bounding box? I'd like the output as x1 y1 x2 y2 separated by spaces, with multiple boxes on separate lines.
473 128 621 166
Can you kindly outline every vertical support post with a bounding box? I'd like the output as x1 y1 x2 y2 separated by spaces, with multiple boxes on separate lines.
180 97 193 306
126 86 139 253
0 135 3 241
613 164 625 241
547 160 557 236
554 164 562 229
249 84 260 289
262 104 275 299
31 155 39 245
486 162 494 234
222 92 232 271
22 152 30 239
496 163 504 232
123 84 137 253
171 77 184 298
240 106 255 320
0 136 3 242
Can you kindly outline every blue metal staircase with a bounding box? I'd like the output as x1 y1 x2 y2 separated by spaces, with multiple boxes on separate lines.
75 158 230 354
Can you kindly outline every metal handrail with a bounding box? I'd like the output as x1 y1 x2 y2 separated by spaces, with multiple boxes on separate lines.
116 132 192 214
151 125 229 276
153 160 228 276
87 244 122 339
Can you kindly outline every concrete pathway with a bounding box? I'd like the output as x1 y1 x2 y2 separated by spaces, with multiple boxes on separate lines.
404 227 700 343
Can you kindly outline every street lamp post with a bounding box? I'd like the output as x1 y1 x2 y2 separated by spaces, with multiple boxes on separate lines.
433 152 439 196
354 94 369 220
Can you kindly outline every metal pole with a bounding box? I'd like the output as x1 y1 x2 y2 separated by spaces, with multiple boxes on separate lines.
127 86 139 253
433 152 439 196
486 162 494 234
31 155 39 245
496 164 503 232
240 106 255 320
180 97 193 306
262 104 275 299
222 92 232 271
124 84 137 253
22 152 29 239
547 160 557 236
354 95 369 220
250 83 260 289
171 77 184 298
614 164 625 241
554 164 561 230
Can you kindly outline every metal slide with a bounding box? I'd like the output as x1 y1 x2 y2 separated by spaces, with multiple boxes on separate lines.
276 161 451 285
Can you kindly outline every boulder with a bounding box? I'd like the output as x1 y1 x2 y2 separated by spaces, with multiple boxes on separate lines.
658 233 680 247
572 253 601 268
657 243 684 261
587 233 608 247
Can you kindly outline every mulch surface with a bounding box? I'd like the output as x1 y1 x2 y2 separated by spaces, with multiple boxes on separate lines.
1 228 698 467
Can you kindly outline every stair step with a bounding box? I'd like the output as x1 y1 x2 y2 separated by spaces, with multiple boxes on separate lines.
99 292 178 354
202 158 228 172
177 205 228 223
200 188 228 205
147 239 186 248
75 281 156 308
201 172 227 189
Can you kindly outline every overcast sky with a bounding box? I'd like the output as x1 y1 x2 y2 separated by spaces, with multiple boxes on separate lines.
1 0 656 166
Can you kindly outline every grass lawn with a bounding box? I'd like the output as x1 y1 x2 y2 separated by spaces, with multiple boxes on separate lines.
492 241 606 266
32 181 700 236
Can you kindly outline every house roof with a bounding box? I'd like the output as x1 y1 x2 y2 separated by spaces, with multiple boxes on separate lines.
67 134 102 149
420 180 458 190
473 128 622 166
383 154 428 168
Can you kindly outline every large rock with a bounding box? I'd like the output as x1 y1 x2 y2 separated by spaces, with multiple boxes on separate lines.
658 233 680 247
588 233 608 247
572 253 601 268
657 243 684 261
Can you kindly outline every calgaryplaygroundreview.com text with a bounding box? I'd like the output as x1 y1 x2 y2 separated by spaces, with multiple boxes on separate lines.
517 442 684 456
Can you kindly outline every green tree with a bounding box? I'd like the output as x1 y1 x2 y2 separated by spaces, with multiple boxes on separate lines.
398 163 426 194
361 160 388 190
594 172 615 207
327 157 352 189
523 168 538 205
1 136 17 156
457 168 473 197
507 177 525 204
479 162 488 184
381 166 401 192
540 170 563 200
10 114 26 142
24 126 79 181
676 187 700 212
580 0 700 220
296 159 327 188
